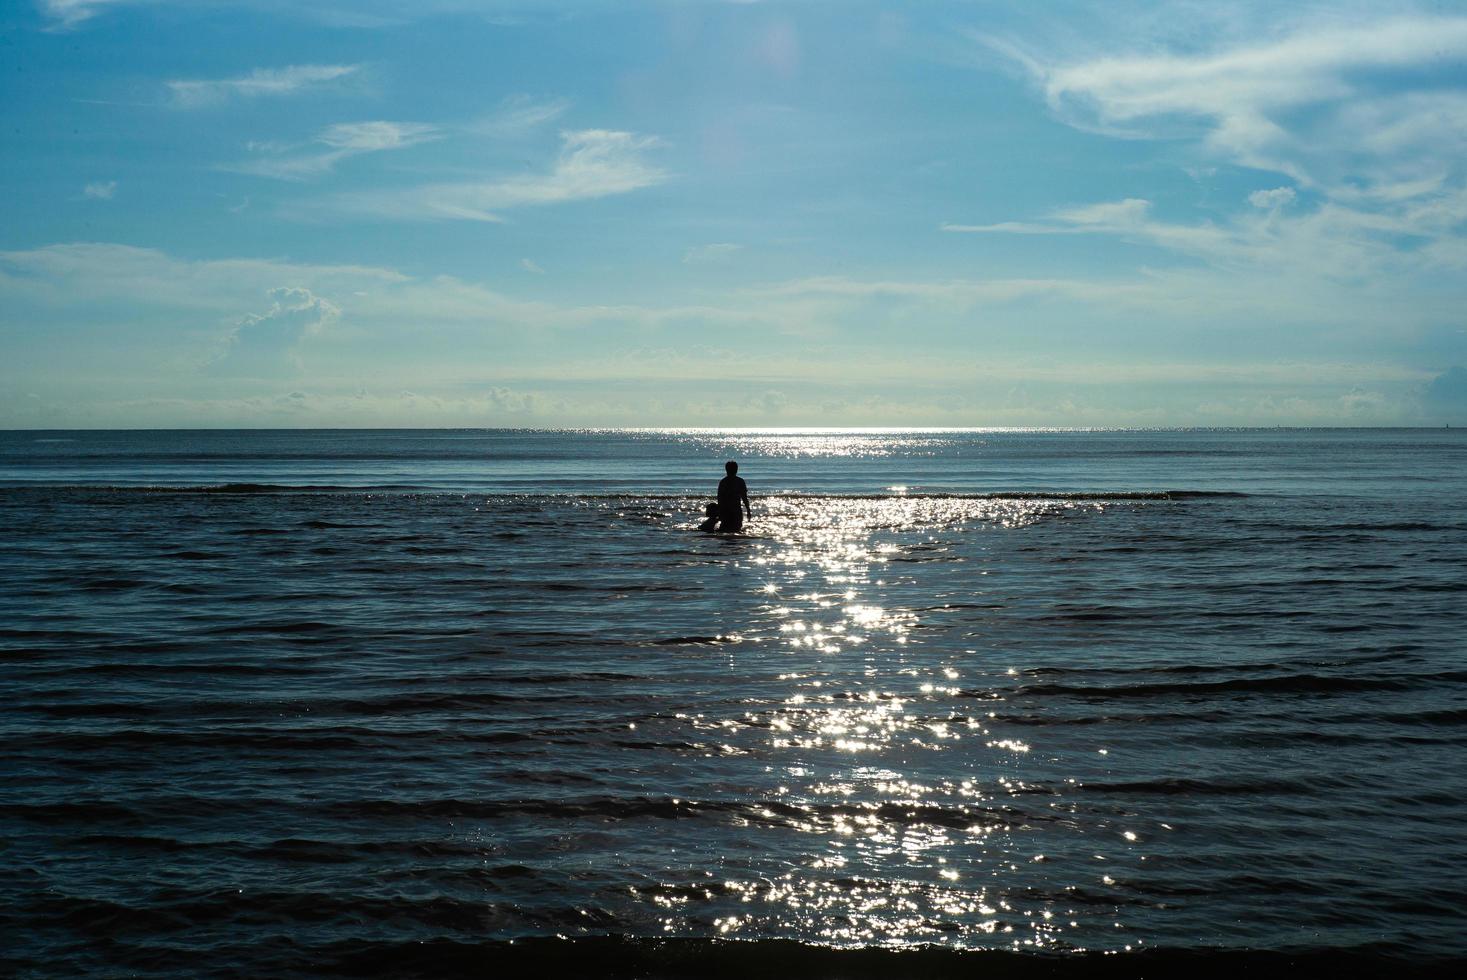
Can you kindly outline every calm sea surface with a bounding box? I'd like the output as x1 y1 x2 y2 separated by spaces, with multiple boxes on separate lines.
2 429 1465 976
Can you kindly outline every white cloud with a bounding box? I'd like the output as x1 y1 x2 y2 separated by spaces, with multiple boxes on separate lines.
3 240 1454 427
683 243 743 264
957 11 1467 307
520 258 545 274
485 385 535 414
756 274 1147 306
946 194 1398 279
228 120 439 181
212 286 339 374
320 120 435 151
1061 198 1151 226
1 242 1139 364
0 241 665 336
0 242 404 313
941 199 1155 235
329 128 666 221
82 180 117 200
38 1 625 33
38 0 135 30
30 370 1433 429
1248 187 1296 210
992 14 1467 196
168 64 361 108
469 94 571 137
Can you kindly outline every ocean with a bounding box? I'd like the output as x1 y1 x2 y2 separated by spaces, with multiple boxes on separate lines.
2 428 1464 977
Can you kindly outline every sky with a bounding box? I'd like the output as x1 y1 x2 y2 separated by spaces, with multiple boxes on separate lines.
2 0 1467 427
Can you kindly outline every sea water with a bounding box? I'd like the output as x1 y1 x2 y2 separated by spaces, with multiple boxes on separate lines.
2 429 1464 975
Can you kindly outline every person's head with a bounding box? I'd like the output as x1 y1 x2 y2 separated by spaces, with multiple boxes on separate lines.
705 502 718 517
725 460 738 475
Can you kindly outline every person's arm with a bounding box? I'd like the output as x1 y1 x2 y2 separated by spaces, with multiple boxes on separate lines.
742 482 751 518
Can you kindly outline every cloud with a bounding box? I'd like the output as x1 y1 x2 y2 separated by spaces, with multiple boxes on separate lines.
38 1 626 33
320 120 435 152
1423 366 1467 419
683 243 743 264
752 389 788 415
1248 187 1296 210
50 372 1434 429
0 242 404 313
82 180 117 200
0 241 647 338
0 239 1443 364
485 385 535 414
1066 198 1153 226
38 0 134 30
944 6 1467 337
520 258 545 274
469 94 571 137
228 120 439 180
756 274 1147 306
945 193 1395 283
329 128 666 221
990 14 1467 197
2 240 1452 427
942 199 1154 235
212 286 339 375
168 64 361 108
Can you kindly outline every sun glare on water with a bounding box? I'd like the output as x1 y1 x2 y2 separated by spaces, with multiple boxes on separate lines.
636 493 1129 950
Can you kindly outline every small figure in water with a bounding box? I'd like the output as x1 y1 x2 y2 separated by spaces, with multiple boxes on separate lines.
717 460 751 533
697 502 720 532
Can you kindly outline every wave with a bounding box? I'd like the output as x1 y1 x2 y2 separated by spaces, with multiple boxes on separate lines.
1075 776 1310 796
0 794 1052 831
4 933 1457 978
1001 672 1465 699
42 481 427 494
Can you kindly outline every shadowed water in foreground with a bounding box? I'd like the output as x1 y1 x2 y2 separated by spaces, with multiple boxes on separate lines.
2 429 1465 976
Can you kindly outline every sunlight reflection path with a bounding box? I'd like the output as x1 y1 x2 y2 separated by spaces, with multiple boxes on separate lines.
652 479 1148 951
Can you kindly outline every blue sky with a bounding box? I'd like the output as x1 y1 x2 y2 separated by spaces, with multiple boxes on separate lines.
3 0 1466 426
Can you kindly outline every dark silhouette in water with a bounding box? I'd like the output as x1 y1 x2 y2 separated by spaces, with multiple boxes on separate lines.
697 502 719 532
718 460 751 532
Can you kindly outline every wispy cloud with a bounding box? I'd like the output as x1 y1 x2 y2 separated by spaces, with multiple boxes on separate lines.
987 14 1467 197
168 64 361 108
4 241 1455 426
683 243 743 264
945 195 1399 279
319 121 436 152
39 1 605 33
754 274 1144 306
329 128 666 221
955 9 1467 322
943 198 1155 236
82 180 117 200
38 0 132 31
229 121 440 181
469 94 572 137
0 242 405 312
520 258 545 274
1248 187 1296 210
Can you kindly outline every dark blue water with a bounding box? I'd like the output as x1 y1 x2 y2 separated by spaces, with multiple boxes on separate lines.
2 429 1464 977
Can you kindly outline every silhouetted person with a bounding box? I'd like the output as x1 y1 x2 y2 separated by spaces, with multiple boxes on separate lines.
718 460 751 533
698 501 719 532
